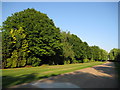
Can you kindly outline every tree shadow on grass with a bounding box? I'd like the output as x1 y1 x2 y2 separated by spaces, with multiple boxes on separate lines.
2 73 59 88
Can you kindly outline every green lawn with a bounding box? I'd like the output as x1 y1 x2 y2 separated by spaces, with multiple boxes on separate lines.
2 61 105 88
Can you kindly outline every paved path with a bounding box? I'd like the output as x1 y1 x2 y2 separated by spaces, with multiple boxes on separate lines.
11 62 119 88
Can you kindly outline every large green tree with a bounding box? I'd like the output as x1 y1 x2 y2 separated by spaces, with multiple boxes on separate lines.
2 8 62 67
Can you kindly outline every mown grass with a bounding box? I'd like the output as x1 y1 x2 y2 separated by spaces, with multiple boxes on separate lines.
2 61 105 88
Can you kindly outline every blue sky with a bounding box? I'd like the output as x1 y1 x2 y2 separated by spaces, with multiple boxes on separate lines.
2 2 118 52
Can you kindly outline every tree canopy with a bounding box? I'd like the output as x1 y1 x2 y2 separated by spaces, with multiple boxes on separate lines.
109 48 120 61
2 8 111 68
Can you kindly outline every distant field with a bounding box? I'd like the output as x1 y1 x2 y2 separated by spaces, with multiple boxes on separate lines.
2 61 105 88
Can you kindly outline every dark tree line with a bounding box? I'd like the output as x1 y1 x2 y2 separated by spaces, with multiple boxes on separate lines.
2 8 109 68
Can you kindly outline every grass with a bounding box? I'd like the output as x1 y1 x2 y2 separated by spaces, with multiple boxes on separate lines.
2 61 105 88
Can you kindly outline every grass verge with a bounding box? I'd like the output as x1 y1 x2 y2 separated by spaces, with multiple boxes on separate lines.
2 61 105 88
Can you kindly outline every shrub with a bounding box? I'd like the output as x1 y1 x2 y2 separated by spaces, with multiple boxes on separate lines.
64 60 70 64
71 59 78 64
31 57 41 67
90 59 95 62
83 59 89 63
78 60 83 63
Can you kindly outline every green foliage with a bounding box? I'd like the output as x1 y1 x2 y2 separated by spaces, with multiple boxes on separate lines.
2 8 109 68
6 50 18 67
68 34 83 60
83 59 89 63
64 32 87 63
2 8 63 67
2 30 13 68
3 27 29 68
90 46 108 61
31 57 41 67
90 59 95 62
109 48 120 61
100 49 108 60
61 31 75 64
64 60 70 64
91 46 100 60
72 59 79 63
109 48 118 60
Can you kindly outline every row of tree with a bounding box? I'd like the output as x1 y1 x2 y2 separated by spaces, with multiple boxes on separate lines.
1 8 117 68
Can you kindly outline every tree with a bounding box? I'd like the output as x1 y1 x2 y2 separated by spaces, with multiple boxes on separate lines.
2 29 13 68
91 46 101 61
100 49 108 60
2 8 62 67
109 48 120 61
61 31 75 64
67 34 83 62
114 49 120 61
6 27 29 67
109 48 118 60
2 8 109 68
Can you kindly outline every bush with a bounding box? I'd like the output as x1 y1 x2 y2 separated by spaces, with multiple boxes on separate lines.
90 59 95 62
31 57 41 67
78 60 83 63
6 50 18 68
83 59 89 63
64 60 70 64
72 59 79 64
